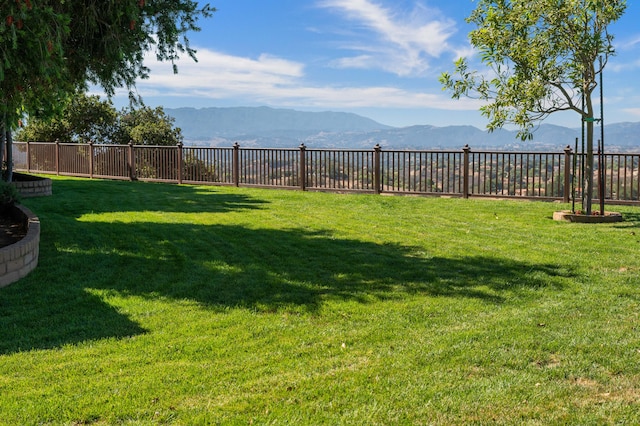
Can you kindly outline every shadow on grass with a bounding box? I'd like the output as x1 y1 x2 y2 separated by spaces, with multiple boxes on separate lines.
0 219 574 354
612 211 640 229
33 177 269 216
0 177 576 354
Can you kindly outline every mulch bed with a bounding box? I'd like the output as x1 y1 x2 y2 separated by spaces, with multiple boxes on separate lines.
0 214 27 248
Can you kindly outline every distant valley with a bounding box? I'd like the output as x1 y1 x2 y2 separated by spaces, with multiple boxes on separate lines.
165 106 640 152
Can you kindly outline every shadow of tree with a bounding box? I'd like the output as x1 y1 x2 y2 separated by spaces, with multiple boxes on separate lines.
0 281 146 354
612 211 640 229
35 178 269 216
0 216 574 354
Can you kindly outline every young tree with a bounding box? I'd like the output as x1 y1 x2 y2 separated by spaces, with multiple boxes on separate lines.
113 106 184 146
0 0 214 180
440 0 626 214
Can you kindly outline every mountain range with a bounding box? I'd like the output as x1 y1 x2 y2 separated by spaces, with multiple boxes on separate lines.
165 106 640 152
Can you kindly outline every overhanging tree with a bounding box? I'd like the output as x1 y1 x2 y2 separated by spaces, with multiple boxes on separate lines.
0 2 68 181
0 0 214 180
440 0 626 214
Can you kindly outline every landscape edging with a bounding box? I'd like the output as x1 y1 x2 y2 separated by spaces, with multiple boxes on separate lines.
0 204 40 288
11 173 53 198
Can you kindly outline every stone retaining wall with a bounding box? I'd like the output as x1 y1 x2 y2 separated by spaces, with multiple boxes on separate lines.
12 174 53 198
0 205 40 288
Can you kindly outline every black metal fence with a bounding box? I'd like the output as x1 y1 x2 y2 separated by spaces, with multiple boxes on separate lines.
12 141 640 204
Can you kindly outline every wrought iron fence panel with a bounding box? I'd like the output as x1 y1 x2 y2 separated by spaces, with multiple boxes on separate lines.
238 148 299 187
594 153 640 202
17 142 58 174
181 147 234 184
93 145 130 179
469 151 565 199
133 145 179 182
58 143 91 176
380 150 464 195
306 149 374 191
12 142 28 171
10 142 640 205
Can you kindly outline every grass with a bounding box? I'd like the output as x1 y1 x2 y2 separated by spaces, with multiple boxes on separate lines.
1 176 640 424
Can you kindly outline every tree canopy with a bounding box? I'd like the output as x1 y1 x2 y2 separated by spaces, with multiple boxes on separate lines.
16 92 117 143
114 105 183 146
440 0 626 214
0 0 213 180
0 0 214 129
17 92 183 146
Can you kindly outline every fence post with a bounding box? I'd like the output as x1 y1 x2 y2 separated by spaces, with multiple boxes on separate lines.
374 144 381 194
233 142 240 187
563 145 572 203
25 141 31 172
128 140 135 181
463 144 470 199
177 142 183 184
299 143 307 191
89 140 94 179
55 139 60 175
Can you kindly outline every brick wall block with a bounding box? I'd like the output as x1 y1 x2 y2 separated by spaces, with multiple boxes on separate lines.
0 205 40 288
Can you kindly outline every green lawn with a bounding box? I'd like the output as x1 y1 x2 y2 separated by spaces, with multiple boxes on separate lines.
1 176 640 424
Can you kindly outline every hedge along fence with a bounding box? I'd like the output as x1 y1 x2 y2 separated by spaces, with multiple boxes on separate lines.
12 140 640 204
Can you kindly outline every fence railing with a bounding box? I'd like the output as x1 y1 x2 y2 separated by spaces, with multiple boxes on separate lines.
12 140 640 204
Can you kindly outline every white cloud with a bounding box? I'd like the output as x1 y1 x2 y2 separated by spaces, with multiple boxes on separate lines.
145 50 304 91
608 57 640 73
128 47 481 112
618 34 640 51
622 108 640 117
106 0 481 121
317 0 457 76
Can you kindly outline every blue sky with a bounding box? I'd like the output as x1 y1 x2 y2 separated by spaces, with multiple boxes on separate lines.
109 0 640 129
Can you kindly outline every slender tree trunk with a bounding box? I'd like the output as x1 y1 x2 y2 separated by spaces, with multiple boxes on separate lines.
584 121 594 215
0 117 5 182
5 130 13 183
584 89 595 215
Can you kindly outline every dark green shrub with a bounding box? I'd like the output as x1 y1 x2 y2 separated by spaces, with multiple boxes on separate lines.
0 181 21 210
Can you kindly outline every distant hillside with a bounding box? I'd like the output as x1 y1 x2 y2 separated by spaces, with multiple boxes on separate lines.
165 106 391 140
164 106 640 151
